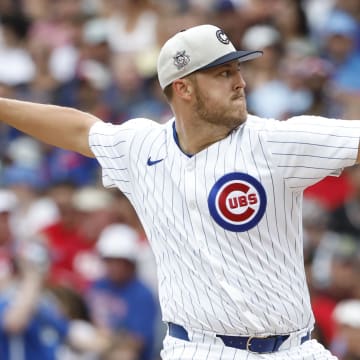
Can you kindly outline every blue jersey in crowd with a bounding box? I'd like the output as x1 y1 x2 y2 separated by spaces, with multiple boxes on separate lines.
0 290 69 360
87 277 158 360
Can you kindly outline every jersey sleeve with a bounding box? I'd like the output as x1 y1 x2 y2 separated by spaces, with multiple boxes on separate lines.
265 115 360 190
88 119 155 194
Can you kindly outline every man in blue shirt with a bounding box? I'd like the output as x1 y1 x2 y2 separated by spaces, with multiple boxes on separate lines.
0 240 69 360
87 224 159 360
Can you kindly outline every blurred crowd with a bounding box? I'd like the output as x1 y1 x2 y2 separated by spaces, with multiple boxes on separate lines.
0 0 359 359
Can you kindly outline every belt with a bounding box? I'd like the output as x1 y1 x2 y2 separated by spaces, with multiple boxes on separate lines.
168 323 310 353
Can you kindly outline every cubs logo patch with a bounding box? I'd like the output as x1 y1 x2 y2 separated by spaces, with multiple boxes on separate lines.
216 29 230 44
173 50 190 70
208 172 267 232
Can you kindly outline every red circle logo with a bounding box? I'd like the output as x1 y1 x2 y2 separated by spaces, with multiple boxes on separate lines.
208 173 267 232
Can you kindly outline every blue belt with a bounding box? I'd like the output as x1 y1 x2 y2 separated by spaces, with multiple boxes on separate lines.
168 323 310 353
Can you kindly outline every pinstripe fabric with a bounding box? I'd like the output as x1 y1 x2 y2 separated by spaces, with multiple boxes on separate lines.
161 336 338 359
89 114 359 357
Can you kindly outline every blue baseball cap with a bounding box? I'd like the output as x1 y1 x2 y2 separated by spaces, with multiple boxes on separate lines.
2 165 45 190
323 10 358 38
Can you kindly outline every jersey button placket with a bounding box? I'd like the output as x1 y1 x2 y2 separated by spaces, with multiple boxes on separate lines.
185 159 196 210
189 201 196 210
186 162 195 172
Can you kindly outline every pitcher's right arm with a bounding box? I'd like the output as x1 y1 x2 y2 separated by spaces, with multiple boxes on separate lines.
0 97 101 157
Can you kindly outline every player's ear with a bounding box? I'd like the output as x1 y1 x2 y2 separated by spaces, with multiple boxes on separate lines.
172 79 193 101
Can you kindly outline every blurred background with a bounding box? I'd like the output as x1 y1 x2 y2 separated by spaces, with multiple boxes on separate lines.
0 0 359 359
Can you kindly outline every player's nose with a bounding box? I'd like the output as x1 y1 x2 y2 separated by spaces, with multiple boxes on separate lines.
234 72 246 90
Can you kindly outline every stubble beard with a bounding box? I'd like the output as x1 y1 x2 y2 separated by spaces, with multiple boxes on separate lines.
193 88 247 131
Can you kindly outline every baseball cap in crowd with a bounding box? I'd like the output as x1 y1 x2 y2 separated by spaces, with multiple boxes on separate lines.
6 136 42 168
83 18 108 45
0 189 17 213
72 186 113 212
96 224 140 262
157 24 263 89
242 25 281 51
333 299 360 328
2 165 45 190
323 10 358 38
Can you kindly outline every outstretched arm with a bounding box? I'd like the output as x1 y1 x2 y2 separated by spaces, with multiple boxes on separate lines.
0 98 100 157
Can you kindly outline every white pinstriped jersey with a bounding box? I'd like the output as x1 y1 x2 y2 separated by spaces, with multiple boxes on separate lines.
89 114 360 336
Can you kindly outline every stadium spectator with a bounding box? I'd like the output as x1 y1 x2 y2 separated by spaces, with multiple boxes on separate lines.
42 184 114 291
329 164 360 238
86 224 159 360
0 237 111 360
331 299 360 359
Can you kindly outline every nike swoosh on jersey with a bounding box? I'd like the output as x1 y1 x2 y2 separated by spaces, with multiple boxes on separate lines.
147 157 164 166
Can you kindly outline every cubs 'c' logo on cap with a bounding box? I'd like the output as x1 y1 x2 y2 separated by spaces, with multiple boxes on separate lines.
173 50 190 70
216 29 230 44
208 172 267 232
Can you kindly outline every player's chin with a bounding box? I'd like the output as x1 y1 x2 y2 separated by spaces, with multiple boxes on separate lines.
233 106 247 122
223 103 247 124
226 113 247 128
231 98 246 111
238 113 248 125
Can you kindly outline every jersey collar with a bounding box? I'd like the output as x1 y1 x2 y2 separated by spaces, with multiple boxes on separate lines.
172 121 193 158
